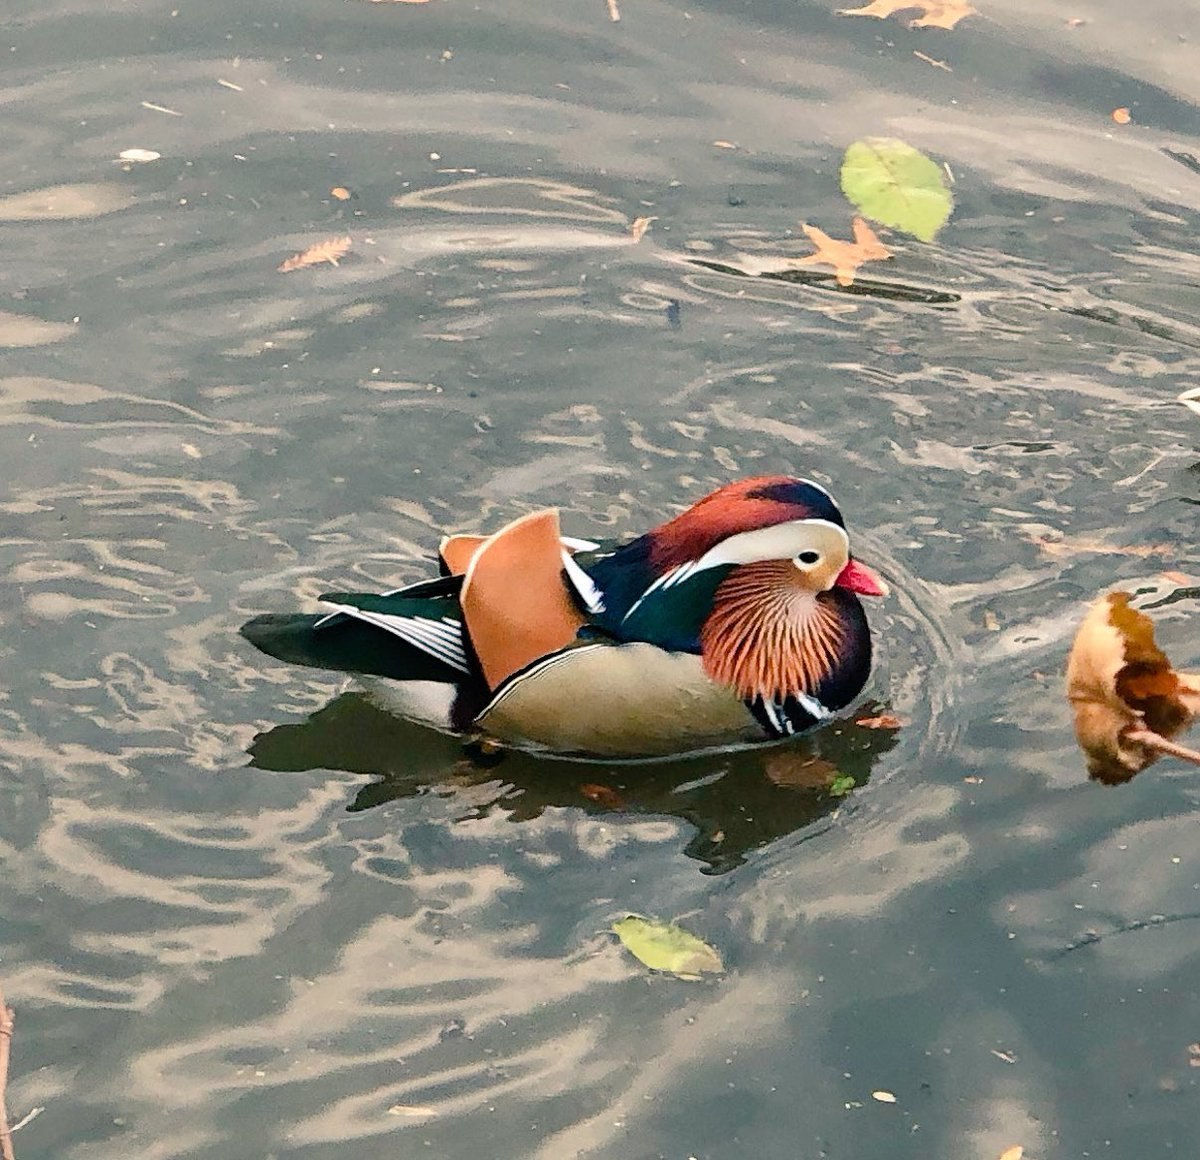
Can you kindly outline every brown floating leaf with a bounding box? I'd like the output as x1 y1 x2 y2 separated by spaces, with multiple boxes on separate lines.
1112 107 1132 124
278 236 352 272
1066 591 1200 783
795 216 891 287
838 0 977 31
856 713 904 730
628 215 656 242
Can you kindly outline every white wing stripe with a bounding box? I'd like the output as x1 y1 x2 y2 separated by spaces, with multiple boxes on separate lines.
620 565 683 623
561 549 606 613
560 535 600 552
392 618 470 671
319 603 471 674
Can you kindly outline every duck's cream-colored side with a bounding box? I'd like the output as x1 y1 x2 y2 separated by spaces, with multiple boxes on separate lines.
474 642 760 758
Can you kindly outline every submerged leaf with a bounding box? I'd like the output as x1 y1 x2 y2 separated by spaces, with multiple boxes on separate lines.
612 915 723 978
1066 592 1200 783
580 782 625 808
764 751 841 789
841 138 953 242
278 236 352 272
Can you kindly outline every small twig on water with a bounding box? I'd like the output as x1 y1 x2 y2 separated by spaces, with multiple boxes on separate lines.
606 0 621 20
1126 728 1200 767
1051 910 1200 959
0 985 15 1160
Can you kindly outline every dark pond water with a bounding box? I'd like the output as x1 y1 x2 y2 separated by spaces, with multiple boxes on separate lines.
2 0 1200 1156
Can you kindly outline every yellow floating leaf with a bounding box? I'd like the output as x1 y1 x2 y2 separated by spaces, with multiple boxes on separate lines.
998 1148 1024 1160
612 915 723 979
795 216 891 287
1112 107 1131 124
872 1090 897 1103
278 236 352 272
330 186 352 200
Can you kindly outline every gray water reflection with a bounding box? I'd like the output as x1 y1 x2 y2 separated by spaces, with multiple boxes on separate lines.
1 0 1199 1157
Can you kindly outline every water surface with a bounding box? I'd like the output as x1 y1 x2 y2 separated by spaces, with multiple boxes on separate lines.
2 0 1200 1156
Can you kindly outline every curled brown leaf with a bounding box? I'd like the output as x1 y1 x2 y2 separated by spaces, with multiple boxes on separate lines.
1066 592 1200 783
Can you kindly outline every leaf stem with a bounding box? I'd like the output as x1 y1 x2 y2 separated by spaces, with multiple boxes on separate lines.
1126 728 1200 767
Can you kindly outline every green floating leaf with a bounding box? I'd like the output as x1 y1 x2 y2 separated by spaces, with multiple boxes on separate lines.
829 773 857 797
612 915 723 979
841 138 953 242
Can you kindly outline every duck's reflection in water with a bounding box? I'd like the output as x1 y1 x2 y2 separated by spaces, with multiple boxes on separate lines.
248 693 900 873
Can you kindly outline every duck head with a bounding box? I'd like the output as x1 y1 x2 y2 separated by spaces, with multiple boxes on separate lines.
582 475 887 707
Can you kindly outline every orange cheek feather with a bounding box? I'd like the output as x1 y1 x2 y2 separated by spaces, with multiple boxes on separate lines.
700 561 846 701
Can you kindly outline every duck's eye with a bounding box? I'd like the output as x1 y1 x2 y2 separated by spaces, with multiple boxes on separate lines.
797 551 820 565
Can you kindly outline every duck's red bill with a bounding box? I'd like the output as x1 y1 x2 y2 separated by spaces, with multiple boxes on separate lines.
835 559 889 597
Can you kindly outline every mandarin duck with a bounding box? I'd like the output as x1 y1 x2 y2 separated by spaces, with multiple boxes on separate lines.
240 476 888 758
